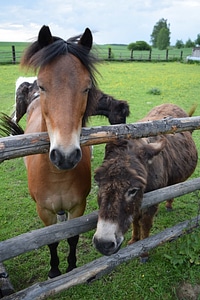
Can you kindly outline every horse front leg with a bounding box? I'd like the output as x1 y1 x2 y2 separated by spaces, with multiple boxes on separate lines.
36 207 61 278
48 242 61 278
66 235 79 272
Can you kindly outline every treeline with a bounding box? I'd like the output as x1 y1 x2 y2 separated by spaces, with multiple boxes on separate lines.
128 18 200 51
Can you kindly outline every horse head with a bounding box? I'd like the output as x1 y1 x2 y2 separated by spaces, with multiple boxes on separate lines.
21 25 98 170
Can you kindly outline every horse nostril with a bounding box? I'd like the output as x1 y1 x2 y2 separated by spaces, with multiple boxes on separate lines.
71 148 82 164
50 149 60 166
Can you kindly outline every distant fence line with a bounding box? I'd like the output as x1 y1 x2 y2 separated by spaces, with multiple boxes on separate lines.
0 46 191 64
105 47 185 62
0 46 21 64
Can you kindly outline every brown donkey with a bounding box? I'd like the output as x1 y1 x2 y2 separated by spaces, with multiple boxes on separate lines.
93 103 198 259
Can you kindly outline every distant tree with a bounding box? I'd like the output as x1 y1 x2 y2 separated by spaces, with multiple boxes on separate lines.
150 18 170 48
185 38 195 48
128 41 151 51
175 39 184 49
195 34 200 46
157 28 170 50
127 42 137 50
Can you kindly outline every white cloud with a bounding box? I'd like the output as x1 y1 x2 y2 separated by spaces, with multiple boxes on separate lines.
0 0 199 44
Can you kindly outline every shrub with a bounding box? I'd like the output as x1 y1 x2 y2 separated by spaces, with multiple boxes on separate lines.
147 87 161 95
164 227 200 267
128 41 151 51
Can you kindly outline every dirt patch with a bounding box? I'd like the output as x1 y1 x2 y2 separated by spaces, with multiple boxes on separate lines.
176 282 200 300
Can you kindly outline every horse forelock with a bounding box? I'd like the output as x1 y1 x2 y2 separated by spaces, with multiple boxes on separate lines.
21 35 98 82
21 35 99 126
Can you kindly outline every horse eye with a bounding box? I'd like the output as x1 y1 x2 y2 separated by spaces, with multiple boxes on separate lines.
39 85 45 92
83 87 91 94
127 187 140 198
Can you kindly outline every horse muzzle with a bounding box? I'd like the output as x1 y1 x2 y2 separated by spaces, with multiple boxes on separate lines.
50 147 82 170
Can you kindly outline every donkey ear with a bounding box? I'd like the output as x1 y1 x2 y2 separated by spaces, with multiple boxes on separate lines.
38 25 53 48
144 138 166 164
79 28 93 52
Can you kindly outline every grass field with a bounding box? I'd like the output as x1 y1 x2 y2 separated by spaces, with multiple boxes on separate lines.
0 61 200 299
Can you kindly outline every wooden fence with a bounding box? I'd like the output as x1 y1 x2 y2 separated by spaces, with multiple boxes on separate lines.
106 48 186 62
0 118 200 299
0 46 22 64
0 46 191 64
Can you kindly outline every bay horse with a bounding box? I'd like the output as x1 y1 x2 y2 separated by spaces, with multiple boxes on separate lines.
93 103 198 259
13 77 130 124
5 25 99 278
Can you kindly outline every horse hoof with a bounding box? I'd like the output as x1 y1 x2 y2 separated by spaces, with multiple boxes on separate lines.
48 269 61 279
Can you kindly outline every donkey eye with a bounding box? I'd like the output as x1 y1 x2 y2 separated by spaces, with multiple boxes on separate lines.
127 187 140 198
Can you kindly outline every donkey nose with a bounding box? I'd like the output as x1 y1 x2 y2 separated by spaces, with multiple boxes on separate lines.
50 147 82 170
93 237 117 256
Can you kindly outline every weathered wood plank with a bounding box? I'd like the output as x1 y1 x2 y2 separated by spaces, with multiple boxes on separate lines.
3 215 200 300
0 211 98 263
0 116 200 162
142 177 200 208
0 178 200 263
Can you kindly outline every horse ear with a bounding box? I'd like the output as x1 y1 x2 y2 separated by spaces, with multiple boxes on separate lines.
79 28 93 52
38 25 53 48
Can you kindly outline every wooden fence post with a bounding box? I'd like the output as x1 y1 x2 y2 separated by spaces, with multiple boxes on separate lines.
131 50 133 60
149 50 152 61
180 50 183 60
108 48 111 59
11 46 16 64
166 49 169 61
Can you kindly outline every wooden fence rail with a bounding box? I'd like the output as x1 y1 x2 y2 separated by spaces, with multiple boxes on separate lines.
0 116 200 162
0 46 190 64
0 115 200 298
3 215 200 300
1 177 200 263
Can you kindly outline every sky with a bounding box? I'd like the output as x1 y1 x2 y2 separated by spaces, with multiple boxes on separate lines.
0 0 199 45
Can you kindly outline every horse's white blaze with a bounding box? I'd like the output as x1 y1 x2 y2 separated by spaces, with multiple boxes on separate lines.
49 127 81 154
93 218 124 246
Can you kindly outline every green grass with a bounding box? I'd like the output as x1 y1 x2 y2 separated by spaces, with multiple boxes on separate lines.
0 62 200 299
